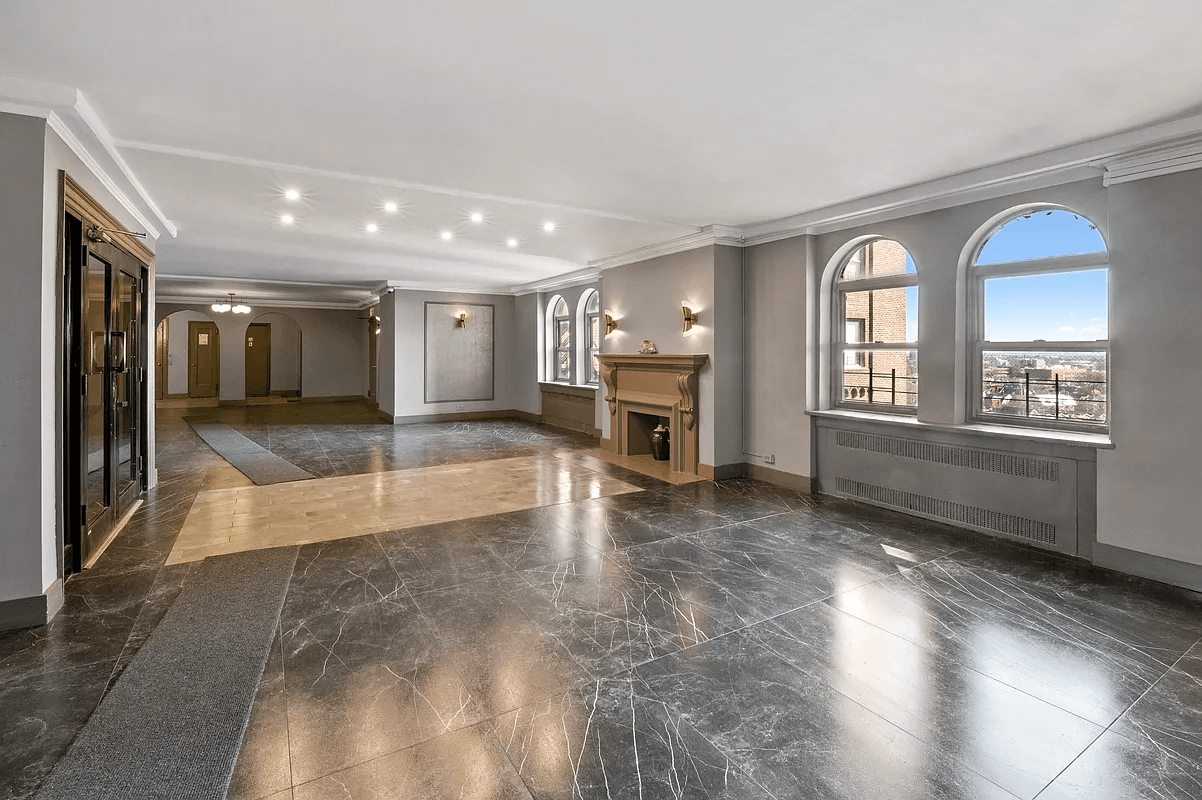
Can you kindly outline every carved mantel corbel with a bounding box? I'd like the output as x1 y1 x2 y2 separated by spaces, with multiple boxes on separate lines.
677 372 698 430
600 363 618 416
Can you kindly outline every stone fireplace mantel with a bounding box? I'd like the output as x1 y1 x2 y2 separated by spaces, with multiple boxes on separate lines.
596 353 708 474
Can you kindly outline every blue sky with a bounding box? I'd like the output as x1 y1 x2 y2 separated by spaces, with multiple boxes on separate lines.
979 211 1108 342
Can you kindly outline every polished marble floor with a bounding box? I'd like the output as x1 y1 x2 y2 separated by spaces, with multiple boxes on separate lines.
3 401 1202 799
167 454 641 564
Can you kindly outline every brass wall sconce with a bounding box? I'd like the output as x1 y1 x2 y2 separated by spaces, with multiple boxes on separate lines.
604 313 618 335
682 304 698 333
456 313 467 328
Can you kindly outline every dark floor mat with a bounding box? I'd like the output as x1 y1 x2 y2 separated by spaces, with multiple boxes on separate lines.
34 547 298 800
186 420 314 484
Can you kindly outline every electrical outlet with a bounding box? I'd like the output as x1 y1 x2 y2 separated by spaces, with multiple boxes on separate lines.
764 454 776 464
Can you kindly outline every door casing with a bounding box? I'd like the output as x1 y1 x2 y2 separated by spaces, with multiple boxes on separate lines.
188 321 220 398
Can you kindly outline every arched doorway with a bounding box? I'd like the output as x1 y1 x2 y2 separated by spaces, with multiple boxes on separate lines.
155 310 220 401
245 312 302 398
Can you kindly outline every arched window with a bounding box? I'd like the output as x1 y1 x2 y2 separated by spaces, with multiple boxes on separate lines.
580 290 600 385
547 295 570 382
970 208 1108 428
834 238 918 410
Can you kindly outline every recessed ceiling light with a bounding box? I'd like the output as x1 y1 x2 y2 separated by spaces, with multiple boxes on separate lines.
506 238 518 248
280 214 294 225
284 189 300 201
366 223 379 233
470 212 483 224
543 222 556 232
384 201 398 213
441 231 453 241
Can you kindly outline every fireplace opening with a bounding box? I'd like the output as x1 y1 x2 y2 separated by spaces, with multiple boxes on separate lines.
627 411 670 456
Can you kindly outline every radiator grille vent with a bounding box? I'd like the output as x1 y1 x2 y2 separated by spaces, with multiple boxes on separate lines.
834 477 1058 545
834 430 1060 482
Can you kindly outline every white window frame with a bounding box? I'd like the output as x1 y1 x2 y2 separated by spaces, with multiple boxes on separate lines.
832 241 919 414
970 247 1110 432
581 290 600 385
546 295 571 383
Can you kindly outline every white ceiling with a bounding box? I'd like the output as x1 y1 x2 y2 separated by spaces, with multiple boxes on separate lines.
3 1 1202 301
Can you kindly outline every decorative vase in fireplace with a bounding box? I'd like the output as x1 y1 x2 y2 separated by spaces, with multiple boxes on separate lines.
650 424 670 461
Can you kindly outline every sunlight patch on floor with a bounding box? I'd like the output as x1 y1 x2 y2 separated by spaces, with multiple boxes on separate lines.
166 454 641 564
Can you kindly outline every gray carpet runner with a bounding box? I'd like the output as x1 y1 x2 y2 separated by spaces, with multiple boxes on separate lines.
35 547 298 800
186 420 314 484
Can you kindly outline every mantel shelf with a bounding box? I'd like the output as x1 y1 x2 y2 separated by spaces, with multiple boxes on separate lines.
595 354 709 373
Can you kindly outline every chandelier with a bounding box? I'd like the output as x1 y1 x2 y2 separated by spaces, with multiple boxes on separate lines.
211 293 251 314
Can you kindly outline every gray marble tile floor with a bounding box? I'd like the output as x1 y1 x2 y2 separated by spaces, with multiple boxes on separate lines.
3 400 1202 799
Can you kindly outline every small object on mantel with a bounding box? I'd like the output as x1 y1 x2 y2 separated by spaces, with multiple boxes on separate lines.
638 340 658 354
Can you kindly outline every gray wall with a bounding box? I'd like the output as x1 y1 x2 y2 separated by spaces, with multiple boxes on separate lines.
424 302 494 403
0 113 50 602
155 304 367 401
0 113 159 606
600 247 721 466
252 312 302 393
163 310 211 394
712 245 744 468
743 236 810 478
513 292 541 416
1100 169 1202 566
376 292 398 416
381 289 520 421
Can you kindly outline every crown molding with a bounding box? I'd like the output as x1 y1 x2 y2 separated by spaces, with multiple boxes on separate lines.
157 273 373 291
510 267 600 296
157 274 379 310
373 279 515 297
72 94 176 237
1101 133 1202 186
587 224 742 271
741 111 1202 245
156 295 368 311
0 78 175 239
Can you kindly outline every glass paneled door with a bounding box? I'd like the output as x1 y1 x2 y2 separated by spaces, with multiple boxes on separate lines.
77 238 146 567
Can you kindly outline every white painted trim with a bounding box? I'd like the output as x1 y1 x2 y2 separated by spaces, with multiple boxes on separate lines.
1 78 173 240
0 100 52 118
742 165 1104 246
158 273 374 291
115 139 702 229
1101 133 1202 186
743 111 1202 244
511 267 600 295
46 112 162 240
156 295 367 311
73 94 177 237
375 279 514 297
974 252 1108 278
587 224 742 271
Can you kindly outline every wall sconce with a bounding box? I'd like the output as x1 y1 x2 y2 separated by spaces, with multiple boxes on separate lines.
682 303 698 333
604 313 618 335
456 312 467 328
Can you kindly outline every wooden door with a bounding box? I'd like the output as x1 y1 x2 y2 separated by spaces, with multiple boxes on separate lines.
154 319 167 400
189 321 219 398
245 323 271 397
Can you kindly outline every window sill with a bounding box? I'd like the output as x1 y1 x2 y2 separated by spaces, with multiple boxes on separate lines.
539 382 599 395
807 408 1114 450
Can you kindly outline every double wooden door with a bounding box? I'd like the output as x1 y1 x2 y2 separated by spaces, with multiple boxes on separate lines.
72 234 147 570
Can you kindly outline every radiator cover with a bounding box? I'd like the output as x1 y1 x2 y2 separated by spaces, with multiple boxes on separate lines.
814 417 1098 556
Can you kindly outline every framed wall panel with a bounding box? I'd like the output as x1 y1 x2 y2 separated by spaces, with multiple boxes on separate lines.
424 302 495 403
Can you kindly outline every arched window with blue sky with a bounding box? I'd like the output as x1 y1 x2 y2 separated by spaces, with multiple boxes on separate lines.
972 208 1109 428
